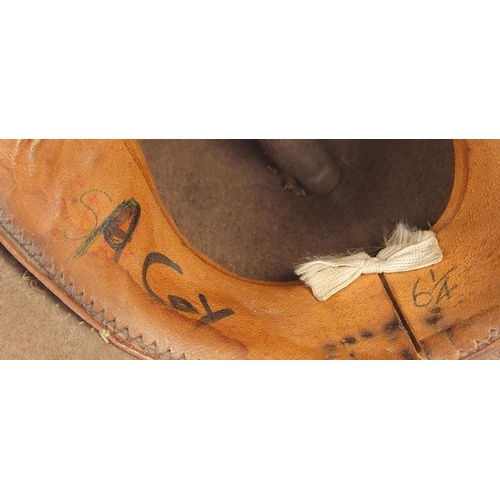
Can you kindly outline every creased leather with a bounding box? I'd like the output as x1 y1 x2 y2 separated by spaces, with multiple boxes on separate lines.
0 139 420 360
382 140 500 359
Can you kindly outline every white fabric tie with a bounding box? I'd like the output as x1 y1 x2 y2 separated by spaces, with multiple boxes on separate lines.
294 223 443 301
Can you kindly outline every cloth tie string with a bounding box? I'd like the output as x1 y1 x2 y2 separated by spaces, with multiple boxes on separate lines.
294 223 443 301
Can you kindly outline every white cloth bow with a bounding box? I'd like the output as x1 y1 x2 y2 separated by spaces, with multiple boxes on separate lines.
294 223 443 301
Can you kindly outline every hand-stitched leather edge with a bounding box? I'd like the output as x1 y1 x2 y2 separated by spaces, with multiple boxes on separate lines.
383 140 500 360
0 207 186 360
460 326 500 360
4 205 500 360
1 139 495 361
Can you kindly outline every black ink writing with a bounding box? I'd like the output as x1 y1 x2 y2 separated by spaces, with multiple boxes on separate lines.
412 267 457 308
142 251 235 327
74 198 141 263
143 251 183 305
71 195 235 328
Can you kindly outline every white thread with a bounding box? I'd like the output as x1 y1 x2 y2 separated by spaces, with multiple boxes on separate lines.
294 222 443 301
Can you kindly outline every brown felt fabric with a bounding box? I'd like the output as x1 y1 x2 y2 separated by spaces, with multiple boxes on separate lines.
0 139 467 359
139 140 455 281
0 244 135 360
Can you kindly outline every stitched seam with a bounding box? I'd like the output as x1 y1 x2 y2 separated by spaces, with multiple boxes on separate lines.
2 192 494 361
0 207 186 360
459 328 500 359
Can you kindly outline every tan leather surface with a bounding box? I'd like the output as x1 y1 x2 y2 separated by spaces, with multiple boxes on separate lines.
384 140 500 359
2 139 500 360
0 140 419 359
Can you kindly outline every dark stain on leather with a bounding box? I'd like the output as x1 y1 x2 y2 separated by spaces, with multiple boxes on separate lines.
401 348 417 360
385 319 400 333
425 315 442 326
